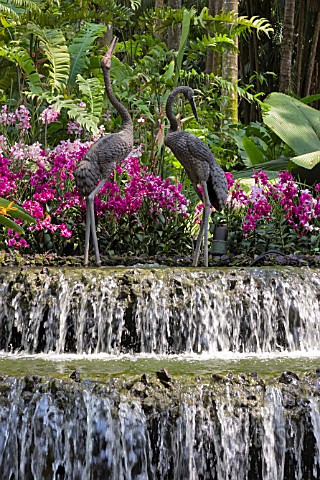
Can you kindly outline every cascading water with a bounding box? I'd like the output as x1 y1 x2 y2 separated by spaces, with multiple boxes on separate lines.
1 374 320 479
0 267 320 354
1 266 320 479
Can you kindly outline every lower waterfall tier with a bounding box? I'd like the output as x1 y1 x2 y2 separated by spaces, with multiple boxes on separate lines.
0 266 319 355
0 371 320 480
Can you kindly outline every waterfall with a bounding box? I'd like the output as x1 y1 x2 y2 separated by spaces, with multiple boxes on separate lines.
0 375 320 479
1 266 320 479
1 267 320 355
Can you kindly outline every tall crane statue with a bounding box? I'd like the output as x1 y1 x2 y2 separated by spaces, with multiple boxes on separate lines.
164 86 228 267
74 37 133 267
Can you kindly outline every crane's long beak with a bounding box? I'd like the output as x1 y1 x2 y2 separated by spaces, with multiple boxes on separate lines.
101 37 119 69
108 36 118 56
190 97 199 122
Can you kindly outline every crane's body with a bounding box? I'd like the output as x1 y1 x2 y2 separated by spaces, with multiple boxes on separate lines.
164 86 228 267
74 37 133 266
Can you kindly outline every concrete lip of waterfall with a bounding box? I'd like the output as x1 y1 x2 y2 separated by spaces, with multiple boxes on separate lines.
1 352 320 381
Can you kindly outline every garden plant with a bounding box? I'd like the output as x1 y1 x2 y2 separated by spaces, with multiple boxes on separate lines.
0 1 319 264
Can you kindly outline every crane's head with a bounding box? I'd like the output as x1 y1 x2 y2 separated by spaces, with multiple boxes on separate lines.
185 88 199 122
101 36 118 69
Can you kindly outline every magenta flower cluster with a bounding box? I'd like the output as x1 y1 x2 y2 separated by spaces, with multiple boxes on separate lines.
0 138 190 251
40 106 60 125
227 170 320 236
0 105 31 133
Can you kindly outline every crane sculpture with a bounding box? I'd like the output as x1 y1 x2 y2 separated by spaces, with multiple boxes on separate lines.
164 86 228 267
74 37 133 267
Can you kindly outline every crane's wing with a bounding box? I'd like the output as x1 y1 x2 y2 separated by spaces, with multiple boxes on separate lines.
185 132 215 165
186 133 228 211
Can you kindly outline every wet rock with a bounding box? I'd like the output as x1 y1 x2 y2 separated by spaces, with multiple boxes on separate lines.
279 371 300 385
131 381 149 398
156 368 172 388
70 370 81 382
23 375 41 392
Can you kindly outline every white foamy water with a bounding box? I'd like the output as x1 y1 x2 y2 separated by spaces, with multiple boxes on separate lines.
1 267 320 355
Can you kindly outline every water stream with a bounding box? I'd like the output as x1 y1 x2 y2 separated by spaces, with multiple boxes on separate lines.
1 266 320 354
0 266 320 479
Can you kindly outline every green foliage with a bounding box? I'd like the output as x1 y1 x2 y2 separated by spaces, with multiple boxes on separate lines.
68 22 106 85
0 198 35 234
198 8 273 39
0 0 41 21
263 92 320 169
0 44 43 94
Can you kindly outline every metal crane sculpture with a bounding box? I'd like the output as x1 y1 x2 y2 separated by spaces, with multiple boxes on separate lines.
74 37 133 267
164 86 228 267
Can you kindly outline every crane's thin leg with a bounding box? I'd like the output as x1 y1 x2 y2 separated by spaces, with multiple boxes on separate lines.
193 218 204 267
202 181 211 267
83 199 91 267
193 181 211 267
87 179 107 267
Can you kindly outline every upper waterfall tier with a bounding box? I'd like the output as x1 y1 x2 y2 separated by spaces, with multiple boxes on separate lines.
1 267 319 355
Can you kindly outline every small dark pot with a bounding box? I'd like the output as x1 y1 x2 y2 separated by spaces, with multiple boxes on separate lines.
212 224 228 256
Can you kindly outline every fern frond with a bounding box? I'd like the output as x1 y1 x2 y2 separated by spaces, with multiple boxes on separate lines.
0 3 19 20
26 23 70 93
236 15 274 38
188 34 235 57
76 74 104 119
0 0 41 19
201 8 273 38
0 44 43 94
68 22 106 85
53 97 100 134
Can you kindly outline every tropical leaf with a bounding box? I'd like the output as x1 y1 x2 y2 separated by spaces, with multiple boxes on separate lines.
200 8 273 38
161 60 175 84
0 215 25 233
76 74 104 119
0 2 19 19
27 23 70 93
263 93 320 166
68 22 106 85
111 57 134 89
0 198 35 223
233 157 290 180
242 135 265 166
53 97 100 134
175 8 196 85
0 0 41 20
0 45 43 94
0 198 35 234
300 94 320 105
291 150 320 170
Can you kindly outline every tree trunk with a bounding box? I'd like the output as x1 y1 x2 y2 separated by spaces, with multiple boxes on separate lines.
168 0 182 51
221 0 238 124
305 9 320 96
279 0 296 92
205 0 223 75
295 0 305 96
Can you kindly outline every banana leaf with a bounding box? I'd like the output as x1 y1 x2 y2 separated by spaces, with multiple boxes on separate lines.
263 93 320 169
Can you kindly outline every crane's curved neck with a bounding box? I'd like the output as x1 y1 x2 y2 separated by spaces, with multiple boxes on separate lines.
166 86 193 132
102 65 133 132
